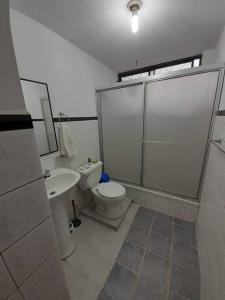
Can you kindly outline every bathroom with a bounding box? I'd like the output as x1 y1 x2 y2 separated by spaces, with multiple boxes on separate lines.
1 0 225 299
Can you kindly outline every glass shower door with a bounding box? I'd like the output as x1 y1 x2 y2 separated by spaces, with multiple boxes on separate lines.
100 84 144 184
142 71 219 199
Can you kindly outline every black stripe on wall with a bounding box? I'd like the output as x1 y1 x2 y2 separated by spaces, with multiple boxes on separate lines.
53 116 98 122
32 118 44 122
217 110 225 116
0 115 33 131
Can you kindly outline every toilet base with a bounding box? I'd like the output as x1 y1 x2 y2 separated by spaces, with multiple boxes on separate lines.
81 197 132 231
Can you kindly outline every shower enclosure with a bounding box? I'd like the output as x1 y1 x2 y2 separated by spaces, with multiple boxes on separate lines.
97 66 223 200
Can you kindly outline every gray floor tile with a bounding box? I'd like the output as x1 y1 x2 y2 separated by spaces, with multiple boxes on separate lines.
104 263 137 300
173 243 199 272
126 225 148 248
174 219 195 232
155 212 173 223
152 217 173 238
138 207 155 218
133 273 167 300
141 251 170 288
169 291 191 300
117 241 144 273
170 264 200 300
132 212 153 231
146 231 172 259
174 225 197 249
98 290 115 300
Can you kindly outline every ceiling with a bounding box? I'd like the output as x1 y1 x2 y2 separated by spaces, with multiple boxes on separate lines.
10 0 225 72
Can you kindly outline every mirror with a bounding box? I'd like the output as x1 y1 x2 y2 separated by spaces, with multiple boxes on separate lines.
20 79 58 156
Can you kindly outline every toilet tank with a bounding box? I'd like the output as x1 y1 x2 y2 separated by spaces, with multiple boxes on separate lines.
77 161 103 191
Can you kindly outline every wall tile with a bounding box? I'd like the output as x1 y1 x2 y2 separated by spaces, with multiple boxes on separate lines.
20 251 70 300
6 290 24 300
122 184 199 221
197 144 225 300
0 179 51 253
3 217 57 285
183 206 198 222
41 120 100 172
167 203 185 219
213 116 225 141
0 256 16 300
0 129 42 196
40 156 57 172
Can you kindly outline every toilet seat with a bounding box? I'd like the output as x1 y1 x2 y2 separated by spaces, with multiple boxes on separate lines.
96 182 125 199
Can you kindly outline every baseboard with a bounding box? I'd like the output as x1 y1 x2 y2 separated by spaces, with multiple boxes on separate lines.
121 183 199 222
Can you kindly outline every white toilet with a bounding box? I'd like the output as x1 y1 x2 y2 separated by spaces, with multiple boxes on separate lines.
77 161 126 219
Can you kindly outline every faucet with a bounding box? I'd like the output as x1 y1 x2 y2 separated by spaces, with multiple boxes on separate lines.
43 169 51 179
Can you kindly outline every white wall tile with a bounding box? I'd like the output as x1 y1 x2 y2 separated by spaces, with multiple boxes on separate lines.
0 179 50 252
40 120 100 172
122 183 198 221
0 129 42 196
183 206 198 222
6 290 24 300
213 116 225 141
20 251 70 300
3 217 57 285
197 144 225 300
0 256 16 300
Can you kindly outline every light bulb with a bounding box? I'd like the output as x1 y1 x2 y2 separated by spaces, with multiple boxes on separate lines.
131 11 139 33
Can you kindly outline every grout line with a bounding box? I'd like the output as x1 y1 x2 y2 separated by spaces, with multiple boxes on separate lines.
5 247 58 289
0 176 43 198
172 261 200 274
1 254 18 297
116 261 139 275
130 212 156 300
167 217 175 300
0 215 52 255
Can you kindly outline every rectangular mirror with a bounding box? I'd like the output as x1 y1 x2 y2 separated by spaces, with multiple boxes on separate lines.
20 79 58 156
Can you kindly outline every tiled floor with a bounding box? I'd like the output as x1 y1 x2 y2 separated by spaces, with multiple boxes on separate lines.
98 207 200 300
62 203 139 300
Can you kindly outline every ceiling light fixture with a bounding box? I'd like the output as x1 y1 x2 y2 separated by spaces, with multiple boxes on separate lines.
127 0 142 33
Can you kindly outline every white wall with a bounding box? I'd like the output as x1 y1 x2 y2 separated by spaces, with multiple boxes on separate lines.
202 25 225 66
201 49 217 65
215 25 225 63
10 9 117 172
197 25 225 300
10 9 117 118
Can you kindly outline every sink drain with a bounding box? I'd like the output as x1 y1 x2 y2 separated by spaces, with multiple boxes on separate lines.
50 191 56 195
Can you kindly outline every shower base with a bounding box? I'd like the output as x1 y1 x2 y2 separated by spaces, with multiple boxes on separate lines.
81 197 132 231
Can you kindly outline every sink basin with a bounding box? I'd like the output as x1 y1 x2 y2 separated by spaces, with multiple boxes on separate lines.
45 168 81 200
45 168 81 259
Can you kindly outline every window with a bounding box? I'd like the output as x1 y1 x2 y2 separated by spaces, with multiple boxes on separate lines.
118 56 201 82
121 72 149 82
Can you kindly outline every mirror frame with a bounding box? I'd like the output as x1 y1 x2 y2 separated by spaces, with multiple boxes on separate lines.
20 78 59 156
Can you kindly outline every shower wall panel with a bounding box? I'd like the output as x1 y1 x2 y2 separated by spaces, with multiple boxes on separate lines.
142 72 219 198
100 84 144 184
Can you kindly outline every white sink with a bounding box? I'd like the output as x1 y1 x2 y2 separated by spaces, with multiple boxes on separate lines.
45 168 81 200
45 168 81 259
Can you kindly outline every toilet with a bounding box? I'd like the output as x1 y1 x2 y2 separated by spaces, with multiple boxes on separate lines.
77 161 126 219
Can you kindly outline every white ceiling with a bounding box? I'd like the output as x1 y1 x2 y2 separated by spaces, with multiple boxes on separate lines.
10 0 225 72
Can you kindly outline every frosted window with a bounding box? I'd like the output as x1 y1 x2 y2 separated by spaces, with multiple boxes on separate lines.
194 59 200 67
121 72 149 82
154 62 192 75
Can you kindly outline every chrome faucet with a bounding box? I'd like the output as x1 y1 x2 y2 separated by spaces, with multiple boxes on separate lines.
44 169 51 179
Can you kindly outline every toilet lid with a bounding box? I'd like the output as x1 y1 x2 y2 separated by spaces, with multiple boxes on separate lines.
97 182 125 198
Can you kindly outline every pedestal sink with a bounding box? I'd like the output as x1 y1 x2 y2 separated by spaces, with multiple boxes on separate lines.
45 168 81 259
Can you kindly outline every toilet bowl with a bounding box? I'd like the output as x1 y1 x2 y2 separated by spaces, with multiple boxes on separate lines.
77 161 127 220
92 181 126 219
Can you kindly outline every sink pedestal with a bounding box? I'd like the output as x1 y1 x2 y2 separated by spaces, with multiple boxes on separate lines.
45 167 81 259
50 188 75 259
